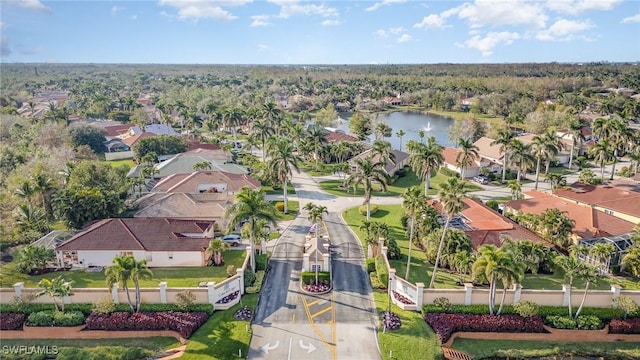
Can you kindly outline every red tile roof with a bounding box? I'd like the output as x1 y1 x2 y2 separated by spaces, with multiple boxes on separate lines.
441 147 480 169
56 218 212 252
325 132 358 143
188 142 222 151
507 190 636 238
122 132 156 147
103 124 132 138
554 181 640 218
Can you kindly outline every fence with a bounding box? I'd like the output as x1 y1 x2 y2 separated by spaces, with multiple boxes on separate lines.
379 246 640 311
104 151 134 161
1 247 252 310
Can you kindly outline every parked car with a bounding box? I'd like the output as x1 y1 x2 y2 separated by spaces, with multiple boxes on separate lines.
222 234 242 246
473 176 489 184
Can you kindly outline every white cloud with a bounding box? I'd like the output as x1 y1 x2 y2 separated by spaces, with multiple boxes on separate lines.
536 18 594 41
257 44 268 50
456 0 547 29
397 34 411 43
0 36 10 57
389 27 405 35
375 29 389 38
621 13 640 24
159 0 253 21
10 0 51 13
111 6 123 15
414 14 448 29
546 0 621 15
365 0 406 12
462 31 520 57
268 0 338 19
251 15 272 27
130 15 139 20
321 19 341 26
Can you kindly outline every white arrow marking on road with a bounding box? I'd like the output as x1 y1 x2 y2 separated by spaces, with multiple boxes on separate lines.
299 340 317 354
260 341 280 354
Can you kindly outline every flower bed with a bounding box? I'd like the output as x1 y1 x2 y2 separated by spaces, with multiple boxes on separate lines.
424 313 546 343
216 290 240 305
609 318 640 334
381 311 401 330
392 290 414 305
234 307 253 321
0 313 25 330
85 311 209 338
302 283 330 293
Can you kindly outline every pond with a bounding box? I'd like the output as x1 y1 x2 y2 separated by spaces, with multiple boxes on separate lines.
337 111 455 151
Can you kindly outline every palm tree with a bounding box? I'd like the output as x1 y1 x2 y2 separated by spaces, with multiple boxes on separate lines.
530 132 560 190
396 129 406 151
374 122 392 141
207 239 230 266
553 252 584 317
589 139 615 181
261 101 283 136
402 186 427 279
130 258 153 312
224 188 278 271
37 276 73 312
32 171 55 218
306 202 328 285
472 245 522 315
193 161 213 171
491 129 515 183
452 251 475 285
566 120 584 170
307 125 328 171
371 140 396 166
509 139 534 181
345 156 391 220
608 119 633 180
418 129 426 144
252 118 274 162
222 106 244 141
456 138 479 179
267 136 302 214
15 180 36 206
14 203 49 233
574 263 599 318
429 177 466 288
407 137 444 195
589 242 615 271
507 180 522 200
105 255 135 312
542 130 563 175
621 231 640 278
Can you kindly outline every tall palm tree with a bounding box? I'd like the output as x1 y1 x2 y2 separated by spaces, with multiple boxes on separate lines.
105 255 135 312
456 138 479 179
224 188 278 271
267 136 302 214
307 125 328 171
621 229 640 278
491 129 515 183
574 263 599 318
472 245 522 315
222 106 244 141
345 156 391 220
509 139 534 181
306 202 328 284
507 180 522 200
130 258 153 312
418 129 426 144
553 252 584 317
542 130 563 175
407 137 444 195
589 138 615 181
396 129 406 151
566 120 584 170
252 118 274 162
374 122 392 141
371 140 396 166
608 119 634 180
261 101 283 135
530 131 560 190
429 177 466 288
32 172 55 219
402 186 427 279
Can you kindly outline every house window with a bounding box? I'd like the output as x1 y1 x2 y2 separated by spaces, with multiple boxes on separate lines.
168 251 173 260
604 209 614 215
311 265 322 272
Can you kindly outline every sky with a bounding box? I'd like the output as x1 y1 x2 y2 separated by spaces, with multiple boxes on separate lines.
0 0 639 64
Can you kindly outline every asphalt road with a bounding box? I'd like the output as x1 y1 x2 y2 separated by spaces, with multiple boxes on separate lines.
248 174 380 360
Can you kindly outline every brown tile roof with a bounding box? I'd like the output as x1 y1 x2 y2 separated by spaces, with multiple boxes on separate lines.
152 171 260 193
506 190 636 238
352 149 409 174
517 133 571 150
134 193 231 221
178 148 232 161
473 137 503 161
554 181 640 218
56 218 212 252
103 124 132 138
441 147 480 169
122 132 155 147
188 142 222 151
325 132 358 143
428 198 549 249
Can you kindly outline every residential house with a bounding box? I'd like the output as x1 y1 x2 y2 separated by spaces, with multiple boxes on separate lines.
303 234 330 273
127 148 245 179
349 149 409 176
102 123 132 140
516 133 572 165
504 190 636 241
133 193 232 225
441 147 481 178
152 171 260 194
55 218 215 268
381 97 403 106
429 198 551 249
103 139 131 153
122 131 156 149
554 180 640 224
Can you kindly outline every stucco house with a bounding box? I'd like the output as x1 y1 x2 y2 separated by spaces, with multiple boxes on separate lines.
350 149 409 176
440 147 482 178
55 218 215 268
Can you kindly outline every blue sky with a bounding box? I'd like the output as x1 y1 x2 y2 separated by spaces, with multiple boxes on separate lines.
1 0 638 64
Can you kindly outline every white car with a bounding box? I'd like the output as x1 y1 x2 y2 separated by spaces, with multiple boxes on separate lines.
222 234 242 246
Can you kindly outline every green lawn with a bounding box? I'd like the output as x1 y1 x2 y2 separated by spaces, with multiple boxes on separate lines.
272 200 299 221
342 204 640 291
181 294 258 360
0 337 180 358
373 290 442 360
262 183 296 195
0 250 247 288
105 158 136 170
451 339 640 360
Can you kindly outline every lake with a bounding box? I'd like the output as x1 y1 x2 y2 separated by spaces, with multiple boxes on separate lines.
337 111 455 151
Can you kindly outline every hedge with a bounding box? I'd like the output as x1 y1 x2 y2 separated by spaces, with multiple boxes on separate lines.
358 204 378 216
256 253 268 271
246 270 265 294
365 258 376 273
301 271 330 285
0 303 213 316
26 310 85 327
375 254 388 288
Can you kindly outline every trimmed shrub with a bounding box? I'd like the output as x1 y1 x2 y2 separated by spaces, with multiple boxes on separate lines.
386 238 401 260
610 318 640 334
365 258 376 273
244 269 256 287
275 201 285 212
255 253 268 271
546 315 577 329
246 270 265 294
92 295 116 315
369 272 384 289
485 200 500 212
433 297 452 313
27 310 55 326
53 311 85 326
0 312 25 330
85 311 209 338
513 301 539 318
359 204 379 216
300 271 330 285
375 254 388 288
175 290 196 310
424 313 545 343
576 315 603 330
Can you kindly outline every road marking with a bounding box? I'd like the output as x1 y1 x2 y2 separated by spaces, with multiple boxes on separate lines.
318 299 328 306
292 314 295 323
299 340 317 354
330 291 337 360
307 299 321 307
311 306 332 318
260 341 279 354
287 337 293 360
